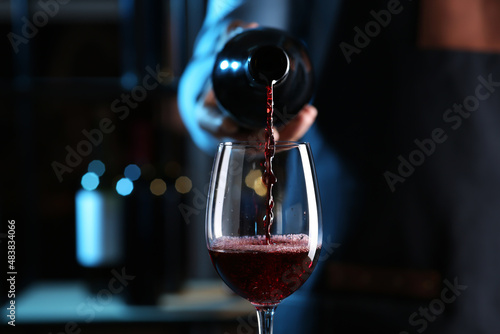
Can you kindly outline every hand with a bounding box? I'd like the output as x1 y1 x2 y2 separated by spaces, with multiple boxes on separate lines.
195 20 318 143
198 88 318 142
274 104 318 142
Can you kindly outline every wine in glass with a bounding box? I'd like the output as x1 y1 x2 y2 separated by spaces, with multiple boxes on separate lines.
206 141 322 334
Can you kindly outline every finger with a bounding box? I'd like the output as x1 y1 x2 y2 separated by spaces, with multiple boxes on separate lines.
218 117 239 136
245 22 259 29
203 89 218 108
197 103 225 135
277 104 318 142
273 127 280 141
227 20 259 33
198 107 240 138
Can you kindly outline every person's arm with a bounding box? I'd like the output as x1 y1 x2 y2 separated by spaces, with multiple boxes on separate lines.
178 0 317 154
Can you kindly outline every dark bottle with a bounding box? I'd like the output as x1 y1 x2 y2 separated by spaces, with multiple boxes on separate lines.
212 27 315 129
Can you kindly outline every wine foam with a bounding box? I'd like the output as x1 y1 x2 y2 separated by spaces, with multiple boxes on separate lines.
210 234 310 253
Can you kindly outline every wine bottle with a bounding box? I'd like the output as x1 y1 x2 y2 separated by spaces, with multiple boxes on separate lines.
212 27 315 129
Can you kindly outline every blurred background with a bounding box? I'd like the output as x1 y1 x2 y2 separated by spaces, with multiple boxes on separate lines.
1 1 252 333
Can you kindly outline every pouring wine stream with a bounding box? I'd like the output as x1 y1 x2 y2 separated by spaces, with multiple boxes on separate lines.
250 45 290 245
263 81 277 245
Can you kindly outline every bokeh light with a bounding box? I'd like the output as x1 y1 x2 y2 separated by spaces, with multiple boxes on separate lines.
88 160 105 176
116 178 134 196
220 60 229 70
150 178 167 196
121 71 138 90
175 176 192 194
76 190 103 267
244 169 267 197
230 61 240 70
81 172 100 191
124 164 141 181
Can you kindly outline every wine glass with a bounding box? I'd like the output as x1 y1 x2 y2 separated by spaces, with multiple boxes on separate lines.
206 141 322 334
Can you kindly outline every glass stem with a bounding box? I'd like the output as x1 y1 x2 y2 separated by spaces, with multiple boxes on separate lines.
255 306 277 334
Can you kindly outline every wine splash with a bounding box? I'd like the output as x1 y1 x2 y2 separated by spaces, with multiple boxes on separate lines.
263 82 277 244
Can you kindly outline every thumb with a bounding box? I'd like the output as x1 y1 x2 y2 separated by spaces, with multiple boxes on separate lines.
277 105 318 142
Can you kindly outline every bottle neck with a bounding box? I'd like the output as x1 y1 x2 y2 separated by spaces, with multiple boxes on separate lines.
248 45 289 85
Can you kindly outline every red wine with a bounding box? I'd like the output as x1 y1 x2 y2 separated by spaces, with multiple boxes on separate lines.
263 83 277 244
208 234 320 306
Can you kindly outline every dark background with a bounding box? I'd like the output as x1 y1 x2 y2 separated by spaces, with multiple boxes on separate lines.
0 1 245 333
